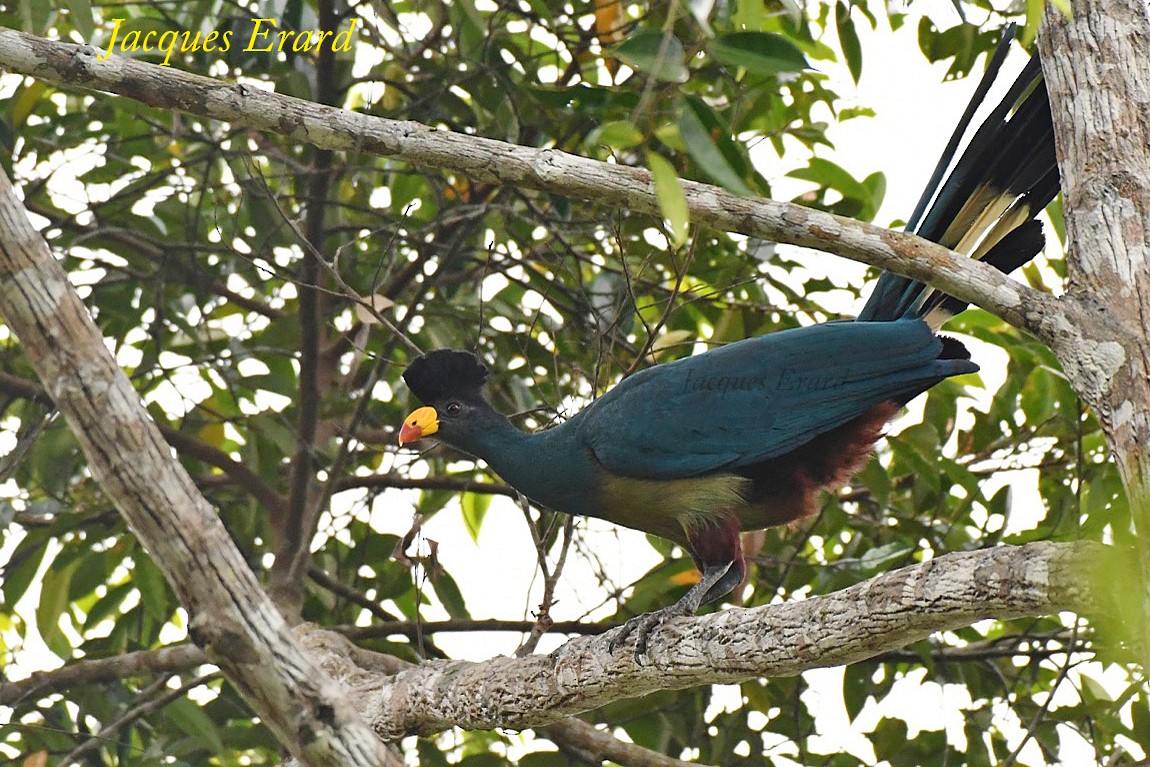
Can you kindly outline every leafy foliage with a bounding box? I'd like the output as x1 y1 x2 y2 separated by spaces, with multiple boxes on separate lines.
0 1 1143 765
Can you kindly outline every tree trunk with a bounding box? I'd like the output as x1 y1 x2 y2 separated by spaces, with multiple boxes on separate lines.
1039 0 1150 656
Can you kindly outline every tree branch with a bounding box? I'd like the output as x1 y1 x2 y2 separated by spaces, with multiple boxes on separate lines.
296 627 710 767
0 28 1059 337
59 672 222 765
271 0 340 615
0 644 207 706
1038 0 1150 657
539 718 710 767
337 619 608 640
0 370 290 522
305 541 1102 739
335 471 517 498
0 166 396 765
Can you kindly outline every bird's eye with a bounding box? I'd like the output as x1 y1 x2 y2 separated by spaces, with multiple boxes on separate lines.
444 401 462 415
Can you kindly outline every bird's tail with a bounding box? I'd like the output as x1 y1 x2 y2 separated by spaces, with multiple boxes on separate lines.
857 29 1059 328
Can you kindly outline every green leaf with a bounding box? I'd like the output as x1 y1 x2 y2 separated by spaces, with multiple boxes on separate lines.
458 754 507 767
787 157 885 220
450 0 486 58
35 554 80 659
135 554 172 623
518 752 569 767
839 105 876 121
165 697 225 752
677 96 755 196
645 150 689 247
613 30 689 83
916 20 999 78
20 0 53 35
62 0 94 39
788 157 863 196
83 581 135 631
418 740 453 767
1132 693 1150 746
888 437 942 493
732 0 767 29
1023 0 1044 47
2 534 49 608
586 119 644 150
8 81 50 132
862 171 887 215
836 2 863 83
707 32 807 76
871 717 909 760
460 492 491 543
1080 674 1114 702
843 664 872 722
432 570 470 619
859 542 913 573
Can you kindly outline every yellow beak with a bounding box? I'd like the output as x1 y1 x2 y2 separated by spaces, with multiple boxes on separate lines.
398 406 439 445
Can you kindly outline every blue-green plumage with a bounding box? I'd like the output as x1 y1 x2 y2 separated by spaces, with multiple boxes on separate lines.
399 37 1058 654
575 319 972 479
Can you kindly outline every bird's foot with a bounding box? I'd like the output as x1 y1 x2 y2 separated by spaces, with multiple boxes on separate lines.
609 601 695 663
608 561 739 663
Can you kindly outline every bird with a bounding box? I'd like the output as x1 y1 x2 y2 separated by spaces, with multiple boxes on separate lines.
397 37 1058 657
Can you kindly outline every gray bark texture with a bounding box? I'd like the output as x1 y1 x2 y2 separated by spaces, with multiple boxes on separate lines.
0 0 1145 752
0 169 400 766
1039 0 1150 655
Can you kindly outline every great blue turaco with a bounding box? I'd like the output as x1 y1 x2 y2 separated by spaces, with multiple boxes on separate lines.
398 32 1059 656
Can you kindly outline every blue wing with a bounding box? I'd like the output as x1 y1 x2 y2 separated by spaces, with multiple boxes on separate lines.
574 318 976 479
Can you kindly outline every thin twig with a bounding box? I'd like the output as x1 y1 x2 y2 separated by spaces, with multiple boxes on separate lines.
58 672 221 765
516 507 576 656
0 645 208 706
1002 621 1082 767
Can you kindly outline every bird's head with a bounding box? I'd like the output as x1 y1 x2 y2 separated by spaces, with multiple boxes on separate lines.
398 350 492 447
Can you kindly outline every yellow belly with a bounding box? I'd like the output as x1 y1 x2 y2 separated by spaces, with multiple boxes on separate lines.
595 470 752 544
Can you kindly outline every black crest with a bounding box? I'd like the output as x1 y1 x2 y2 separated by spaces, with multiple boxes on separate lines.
403 350 489 403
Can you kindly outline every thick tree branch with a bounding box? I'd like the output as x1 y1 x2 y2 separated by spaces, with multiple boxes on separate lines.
338 619 608 639
1038 0 1150 654
0 622 1087 712
0 644 207 706
335 471 517 498
296 628 709 767
0 168 396 766
0 370 290 521
539 719 709 767
268 0 348 617
1037 3 1150 443
300 541 1101 739
0 28 1060 337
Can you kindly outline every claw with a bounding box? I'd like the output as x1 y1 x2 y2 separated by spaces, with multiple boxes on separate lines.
608 604 687 662
608 561 741 663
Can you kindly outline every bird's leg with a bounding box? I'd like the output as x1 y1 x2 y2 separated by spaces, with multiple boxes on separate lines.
610 561 740 660
611 515 747 661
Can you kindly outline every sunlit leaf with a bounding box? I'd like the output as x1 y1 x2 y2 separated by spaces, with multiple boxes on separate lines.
586 119 644 150
35 554 80 658
677 96 756 196
613 30 690 82
165 697 225 752
645 150 690 246
836 2 863 83
461 492 491 543
707 31 808 76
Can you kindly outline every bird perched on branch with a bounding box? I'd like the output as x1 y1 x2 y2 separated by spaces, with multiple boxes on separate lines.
398 35 1058 656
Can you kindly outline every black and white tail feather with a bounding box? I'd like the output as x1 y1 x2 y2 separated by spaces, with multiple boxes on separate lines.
857 26 1059 330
